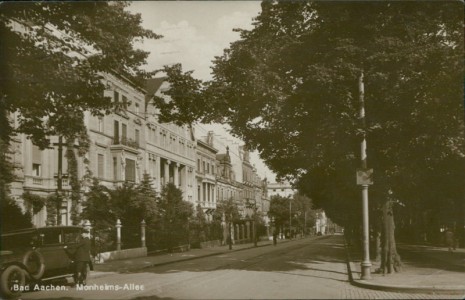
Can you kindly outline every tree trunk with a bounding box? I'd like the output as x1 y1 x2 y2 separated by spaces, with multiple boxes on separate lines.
380 200 402 274
375 230 382 262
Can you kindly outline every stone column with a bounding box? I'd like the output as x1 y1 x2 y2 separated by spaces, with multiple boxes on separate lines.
164 160 170 185
241 224 245 241
199 181 204 205
155 156 161 191
145 152 150 175
246 221 251 240
173 163 179 187
212 184 216 207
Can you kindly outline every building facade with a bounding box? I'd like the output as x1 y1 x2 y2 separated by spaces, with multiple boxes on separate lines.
195 131 218 221
7 73 269 231
267 181 296 198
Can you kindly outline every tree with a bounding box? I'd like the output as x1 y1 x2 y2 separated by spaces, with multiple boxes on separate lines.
0 2 160 207
131 174 159 224
80 178 116 251
156 183 193 251
0 197 33 233
152 1 464 274
268 195 290 235
22 191 47 216
82 176 159 250
0 2 160 148
291 194 315 235
190 204 208 248
215 197 241 249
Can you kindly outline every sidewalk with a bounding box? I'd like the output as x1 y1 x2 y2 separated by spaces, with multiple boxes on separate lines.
92 239 279 276
347 243 465 295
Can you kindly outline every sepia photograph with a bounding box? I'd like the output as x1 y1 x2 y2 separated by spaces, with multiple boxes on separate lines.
0 1 464 299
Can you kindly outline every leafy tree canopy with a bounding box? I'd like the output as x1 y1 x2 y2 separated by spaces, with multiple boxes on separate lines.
153 1 464 228
1 196 33 233
215 197 241 223
268 195 290 226
0 2 160 148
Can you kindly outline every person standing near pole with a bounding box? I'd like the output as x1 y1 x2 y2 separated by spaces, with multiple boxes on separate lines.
65 229 93 286
445 227 455 252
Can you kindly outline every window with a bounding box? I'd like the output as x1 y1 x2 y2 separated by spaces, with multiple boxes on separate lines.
135 102 140 114
98 116 104 132
122 124 127 141
114 120 119 144
203 161 206 173
197 159 201 171
125 158 136 182
32 163 41 176
32 145 42 176
207 163 210 174
135 129 140 145
122 95 128 109
114 91 120 104
98 154 104 178
63 228 80 244
41 229 61 245
113 157 118 180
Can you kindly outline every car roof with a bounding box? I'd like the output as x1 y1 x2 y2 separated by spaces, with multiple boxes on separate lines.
2 226 83 236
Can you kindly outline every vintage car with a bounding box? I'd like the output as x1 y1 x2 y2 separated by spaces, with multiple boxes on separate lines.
0 226 84 298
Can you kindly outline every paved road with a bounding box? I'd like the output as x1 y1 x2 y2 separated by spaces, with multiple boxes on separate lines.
22 235 461 299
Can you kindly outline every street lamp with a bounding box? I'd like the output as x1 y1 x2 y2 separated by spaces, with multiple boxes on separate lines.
357 71 372 280
53 136 69 226
252 203 257 247
246 198 258 247
289 197 292 239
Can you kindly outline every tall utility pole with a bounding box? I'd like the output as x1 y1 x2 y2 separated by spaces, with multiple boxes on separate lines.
358 71 372 280
253 199 257 247
289 198 292 237
54 136 65 226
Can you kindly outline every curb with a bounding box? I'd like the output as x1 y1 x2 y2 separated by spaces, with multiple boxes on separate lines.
345 243 465 295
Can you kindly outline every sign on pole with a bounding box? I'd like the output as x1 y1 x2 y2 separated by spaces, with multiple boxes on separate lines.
356 168 373 185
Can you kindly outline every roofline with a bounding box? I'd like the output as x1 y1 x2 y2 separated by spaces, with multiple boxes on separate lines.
197 140 218 153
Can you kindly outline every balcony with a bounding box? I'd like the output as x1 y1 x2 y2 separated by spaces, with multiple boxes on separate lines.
32 177 43 185
200 201 216 209
110 137 140 154
24 176 70 189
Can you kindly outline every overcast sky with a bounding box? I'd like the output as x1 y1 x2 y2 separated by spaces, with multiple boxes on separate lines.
129 1 260 80
128 1 277 182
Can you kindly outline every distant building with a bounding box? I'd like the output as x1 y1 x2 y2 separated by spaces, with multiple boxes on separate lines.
267 181 296 198
315 211 327 235
195 131 218 221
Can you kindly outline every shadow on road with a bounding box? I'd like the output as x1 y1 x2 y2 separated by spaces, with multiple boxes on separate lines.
397 245 465 273
124 236 350 286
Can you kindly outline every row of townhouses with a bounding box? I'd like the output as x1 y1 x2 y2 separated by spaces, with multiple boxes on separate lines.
7 72 270 227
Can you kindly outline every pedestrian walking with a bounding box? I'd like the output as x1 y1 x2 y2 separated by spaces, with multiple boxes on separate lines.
444 227 455 252
64 229 93 286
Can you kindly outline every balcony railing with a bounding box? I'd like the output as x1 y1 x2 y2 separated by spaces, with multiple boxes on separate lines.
113 137 139 149
32 177 43 185
24 176 70 188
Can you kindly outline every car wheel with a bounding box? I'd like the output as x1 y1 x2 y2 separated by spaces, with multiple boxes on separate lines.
0 265 26 299
22 250 45 280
